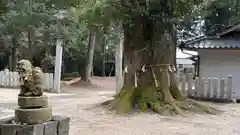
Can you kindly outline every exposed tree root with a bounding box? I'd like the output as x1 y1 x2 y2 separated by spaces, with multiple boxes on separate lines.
102 65 218 116
102 86 219 116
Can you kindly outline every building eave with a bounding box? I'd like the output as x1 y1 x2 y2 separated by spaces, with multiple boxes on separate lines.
215 22 240 37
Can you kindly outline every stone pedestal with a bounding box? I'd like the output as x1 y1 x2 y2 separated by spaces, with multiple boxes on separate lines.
15 95 52 125
0 115 70 135
15 107 52 125
18 96 48 109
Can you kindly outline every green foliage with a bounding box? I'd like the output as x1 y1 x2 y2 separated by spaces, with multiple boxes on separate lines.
204 0 240 35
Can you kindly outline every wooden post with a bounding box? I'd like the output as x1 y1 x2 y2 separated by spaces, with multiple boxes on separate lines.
194 77 199 97
220 78 225 99
181 75 186 94
227 75 233 100
0 71 3 86
176 75 180 89
53 39 63 93
4 69 9 87
115 38 123 94
200 77 205 97
187 73 193 96
212 78 218 98
207 77 212 97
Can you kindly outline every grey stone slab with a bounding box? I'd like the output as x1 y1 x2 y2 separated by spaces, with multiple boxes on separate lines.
43 121 57 135
0 124 22 135
58 132 69 135
15 107 52 125
18 96 48 109
0 117 19 135
0 117 14 124
52 116 70 135
17 124 44 135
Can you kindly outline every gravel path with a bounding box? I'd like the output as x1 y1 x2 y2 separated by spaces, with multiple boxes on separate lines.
1 87 240 135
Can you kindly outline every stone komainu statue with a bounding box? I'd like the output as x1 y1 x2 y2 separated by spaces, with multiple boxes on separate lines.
17 59 44 96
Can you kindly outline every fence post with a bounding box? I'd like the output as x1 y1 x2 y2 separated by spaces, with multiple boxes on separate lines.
4 69 9 87
220 78 225 99
9 72 13 87
181 75 186 94
13 72 19 87
176 76 180 89
227 75 233 100
207 77 212 98
200 77 205 97
49 73 54 92
194 77 200 97
187 73 193 96
44 73 49 91
213 78 219 98
0 71 3 86
16 72 20 86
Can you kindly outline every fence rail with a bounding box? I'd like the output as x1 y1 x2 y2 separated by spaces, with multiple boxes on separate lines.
0 69 54 92
177 73 233 102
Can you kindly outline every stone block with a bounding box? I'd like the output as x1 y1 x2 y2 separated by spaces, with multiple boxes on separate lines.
0 117 18 135
52 116 70 135
43 121 57 135
15 107 52 125
0 123 21 135
18 96 48 109
0 117 44 135
0 116 70 135
58 132 69 135
17 124 44 135
0 117 14 124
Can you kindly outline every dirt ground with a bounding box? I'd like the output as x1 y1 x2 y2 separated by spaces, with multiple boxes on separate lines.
1 77 240 135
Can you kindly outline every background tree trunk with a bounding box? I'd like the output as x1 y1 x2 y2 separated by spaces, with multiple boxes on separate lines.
102 38 106 76
82 30 96 83
12 47 18 71
8 50 12 71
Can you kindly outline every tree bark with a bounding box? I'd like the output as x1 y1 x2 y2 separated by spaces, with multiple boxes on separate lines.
104 0 217 115
8 50 12 71
12 47 18 71
42 28 50 73
102 0 218 115
82 30 96 83
102 39 106 76
27 29 33 61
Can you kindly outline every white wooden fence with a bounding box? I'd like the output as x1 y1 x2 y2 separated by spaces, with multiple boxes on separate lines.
0 69 54 92
177 73 233 102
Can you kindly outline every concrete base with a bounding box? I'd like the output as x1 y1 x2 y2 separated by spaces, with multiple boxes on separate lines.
18 96 48 109
0 115 70 135
15 107 52 125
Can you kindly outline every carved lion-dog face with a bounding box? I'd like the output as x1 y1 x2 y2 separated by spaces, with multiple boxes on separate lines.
17 60 32 72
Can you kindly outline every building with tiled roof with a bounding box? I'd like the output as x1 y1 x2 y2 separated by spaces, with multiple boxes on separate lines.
183 22 240 99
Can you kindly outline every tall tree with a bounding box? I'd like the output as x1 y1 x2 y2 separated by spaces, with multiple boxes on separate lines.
104 0 217 115
50 0 218 115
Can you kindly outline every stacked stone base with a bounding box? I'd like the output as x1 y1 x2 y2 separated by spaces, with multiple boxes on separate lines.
15 95 52 125
0 115 70 135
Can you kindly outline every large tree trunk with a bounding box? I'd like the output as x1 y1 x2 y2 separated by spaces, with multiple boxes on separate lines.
82 30 96 83
103 0 217 115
